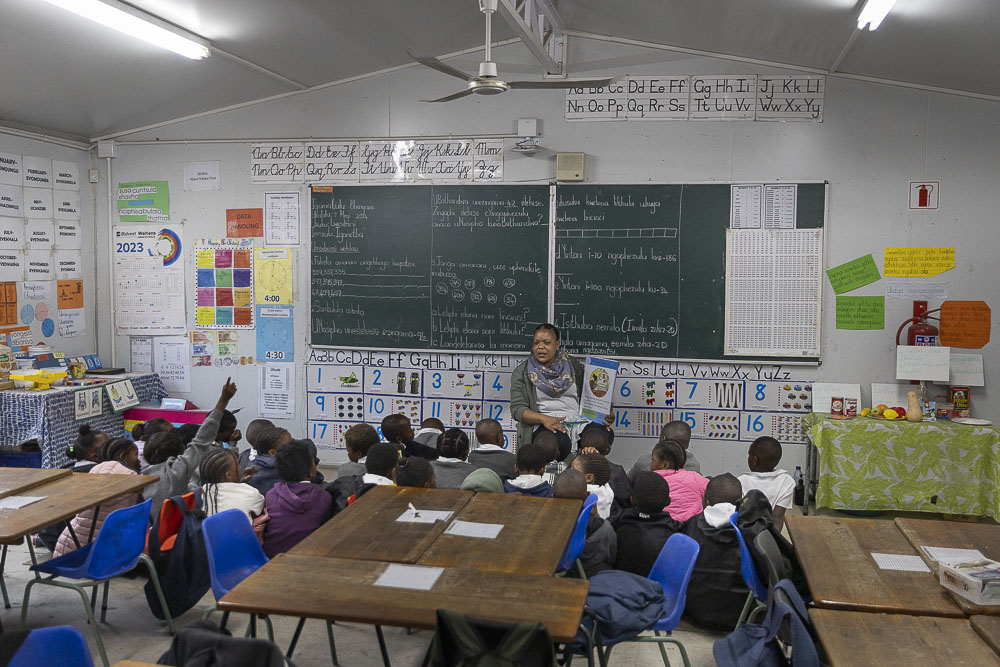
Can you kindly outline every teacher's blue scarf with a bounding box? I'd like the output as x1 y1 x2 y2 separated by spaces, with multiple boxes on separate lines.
527 349 574 398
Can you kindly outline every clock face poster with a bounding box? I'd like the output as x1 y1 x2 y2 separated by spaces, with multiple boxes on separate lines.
257 305 294 362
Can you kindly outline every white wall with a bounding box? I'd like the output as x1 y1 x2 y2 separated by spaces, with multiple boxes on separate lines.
95 37 1000 475
0 134 97 361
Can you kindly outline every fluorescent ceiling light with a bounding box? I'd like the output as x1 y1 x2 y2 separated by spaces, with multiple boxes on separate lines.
857 0 898 31
42 0 210 59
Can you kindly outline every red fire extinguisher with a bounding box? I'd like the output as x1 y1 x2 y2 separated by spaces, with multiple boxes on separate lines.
917 184 933 208
895 300 941 383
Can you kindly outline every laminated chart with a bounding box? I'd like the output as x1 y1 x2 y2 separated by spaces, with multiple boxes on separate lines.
195 238 255 329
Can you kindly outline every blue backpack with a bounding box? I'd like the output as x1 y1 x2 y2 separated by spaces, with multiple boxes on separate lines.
576 569 666 645
713 579 819 667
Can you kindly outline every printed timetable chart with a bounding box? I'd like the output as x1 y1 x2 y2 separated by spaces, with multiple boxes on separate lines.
306 363 516 464
194 238 255 329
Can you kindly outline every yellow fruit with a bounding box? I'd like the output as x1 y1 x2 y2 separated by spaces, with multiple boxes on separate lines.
883 409 899 420
860 408 871 417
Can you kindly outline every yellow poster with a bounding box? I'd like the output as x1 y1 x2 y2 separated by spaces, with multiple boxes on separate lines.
883 247 955 277
196 249 216 269
196 307 216 325
254 248 293 305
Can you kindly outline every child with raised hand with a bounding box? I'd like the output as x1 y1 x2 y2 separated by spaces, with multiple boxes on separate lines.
199 448 265 520
52 438 142 557
262 441 334 557
570 453 616 520
337 423 380 479
612 471 682 576
553 467 616 577
502 443 553 497
395 457 437 489
468 418 516 479
245 426 293 495
651 439 709 522
738 436 795 532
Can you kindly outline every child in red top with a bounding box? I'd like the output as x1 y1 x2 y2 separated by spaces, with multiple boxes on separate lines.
651 439 709 522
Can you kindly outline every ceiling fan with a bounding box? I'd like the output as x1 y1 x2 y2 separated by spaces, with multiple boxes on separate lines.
408 0 622 103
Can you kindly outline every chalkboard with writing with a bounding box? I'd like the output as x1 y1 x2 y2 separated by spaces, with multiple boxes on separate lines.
554 183 825 360
310 185 549 351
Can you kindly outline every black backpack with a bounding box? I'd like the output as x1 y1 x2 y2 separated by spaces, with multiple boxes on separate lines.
145 489 212 620
424 608 556 667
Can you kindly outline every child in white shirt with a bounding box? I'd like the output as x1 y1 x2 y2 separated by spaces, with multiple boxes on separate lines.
570 453 616 520
738 436 795 532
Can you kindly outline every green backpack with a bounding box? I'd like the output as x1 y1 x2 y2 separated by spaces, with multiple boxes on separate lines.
425 608 556 667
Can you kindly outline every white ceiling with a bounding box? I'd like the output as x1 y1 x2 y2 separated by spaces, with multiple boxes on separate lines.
1 0 997 142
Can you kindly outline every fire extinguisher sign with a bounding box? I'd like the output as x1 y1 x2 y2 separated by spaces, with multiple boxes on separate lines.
909 180 940 210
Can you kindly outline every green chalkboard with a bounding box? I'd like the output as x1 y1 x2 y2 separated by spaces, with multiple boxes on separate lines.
310 185 550 351
554 183 825 360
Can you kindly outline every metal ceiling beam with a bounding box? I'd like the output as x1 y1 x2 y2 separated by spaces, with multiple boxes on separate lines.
496 0 564 75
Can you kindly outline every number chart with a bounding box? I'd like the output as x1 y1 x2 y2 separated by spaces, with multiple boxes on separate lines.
194 238 255 329
307 362 516 463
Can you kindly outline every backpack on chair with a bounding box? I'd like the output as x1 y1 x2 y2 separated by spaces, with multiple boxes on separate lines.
145 489 211 620
424 608 556 667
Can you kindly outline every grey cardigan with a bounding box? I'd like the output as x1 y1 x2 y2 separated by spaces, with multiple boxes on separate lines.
141 407 224 516
509 355 585 449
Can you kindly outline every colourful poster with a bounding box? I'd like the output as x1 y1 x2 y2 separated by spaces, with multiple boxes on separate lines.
226 208 263 237
254 248 292 304
194 238 255 329
56 279 83 309
117 181 169 222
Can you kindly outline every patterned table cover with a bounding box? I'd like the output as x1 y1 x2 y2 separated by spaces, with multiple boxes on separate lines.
803 413 1000 518
0 373 167 468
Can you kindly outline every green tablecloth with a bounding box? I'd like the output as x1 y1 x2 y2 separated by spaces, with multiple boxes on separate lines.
803 413 1000 518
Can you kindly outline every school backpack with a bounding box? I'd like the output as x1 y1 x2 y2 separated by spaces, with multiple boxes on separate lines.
325 475 376 516
575 569 667 645
424 608 555 667
736 490 809 597
145 489 211 620
157 619 291 667
713 579 820 667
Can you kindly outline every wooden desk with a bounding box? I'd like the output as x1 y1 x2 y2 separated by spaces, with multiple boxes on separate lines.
291 486 473 563
895 517 1000 616
972 615 1000 656
219 553 589 644
0 467 71 499
810 608 1000 666
418 492 581 575
787 515 962 617
0 473 158 544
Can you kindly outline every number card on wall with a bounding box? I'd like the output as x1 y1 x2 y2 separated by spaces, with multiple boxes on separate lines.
194 238 255 329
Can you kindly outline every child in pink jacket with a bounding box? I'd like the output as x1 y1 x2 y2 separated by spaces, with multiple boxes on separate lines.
53 438 142 558
651 439 709 522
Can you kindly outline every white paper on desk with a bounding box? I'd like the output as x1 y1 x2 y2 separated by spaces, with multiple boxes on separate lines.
444 520 504 539
871 552 931 573
0 495 45 510
396 509 454 524
374 564 443 591
921 546 986 565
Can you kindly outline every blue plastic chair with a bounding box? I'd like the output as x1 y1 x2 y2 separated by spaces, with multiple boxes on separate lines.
603 533 701 667
556 494 598 578
202 509 339 663
9 625 94 667
729 512 768 627
20 499 174 667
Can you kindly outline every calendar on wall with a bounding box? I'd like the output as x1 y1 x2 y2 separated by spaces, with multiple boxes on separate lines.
724 229 823 357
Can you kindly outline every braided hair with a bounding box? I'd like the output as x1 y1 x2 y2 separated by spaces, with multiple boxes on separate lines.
66 424 105 462
199 448 239 515
437 428 470 461
395 457 435 488
98 437 138 469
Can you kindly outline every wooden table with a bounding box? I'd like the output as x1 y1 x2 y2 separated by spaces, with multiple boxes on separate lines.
810 608 1000 666
219 553 589 644
895 517 1000 615
417 492 581 575
972 615 1000 655
291 486 473 563
0 472 158 544
786 515 963 617
0 467 71 499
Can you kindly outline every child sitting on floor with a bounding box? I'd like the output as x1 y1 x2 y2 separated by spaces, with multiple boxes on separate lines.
738 436 795 532
52 438 142 557
570 453 616 520
682 473 749 630
612 471 683 576
502 444 553 497
238 418 274 470
394 456 436 489
629 420 701 480
199 448 265 520
652 439 709 522
553 468 616 577
574 426 632 516
263 440 333 557
468 418 516 479
413 417 445 448
337 423 380 479
430 428 474 489
132 417 173 468
36 425 109 551
245 426 293 495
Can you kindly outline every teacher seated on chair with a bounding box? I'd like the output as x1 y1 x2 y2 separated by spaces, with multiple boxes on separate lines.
510 323 613 460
